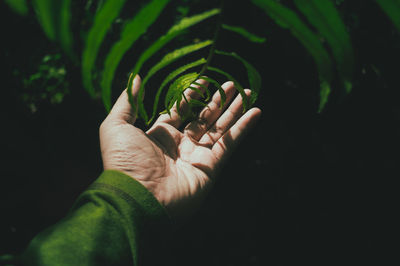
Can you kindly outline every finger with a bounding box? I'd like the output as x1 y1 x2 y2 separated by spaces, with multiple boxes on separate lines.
108 74 141 124
199 89 252 146
153 78 209 128
184 81 237 141
212 107 262 164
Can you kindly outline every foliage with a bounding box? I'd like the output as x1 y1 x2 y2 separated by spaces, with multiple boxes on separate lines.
3 0 400 121
19 54 69 113
81 0 127 97
221 24 267 43
100 0 169 111
4 0 27 15
375 0 400 32
32 0 74 56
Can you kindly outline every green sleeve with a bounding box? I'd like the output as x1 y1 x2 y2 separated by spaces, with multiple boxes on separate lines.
19 170 172 266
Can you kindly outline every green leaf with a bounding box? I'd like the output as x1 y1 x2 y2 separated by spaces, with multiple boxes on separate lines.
164 72 199 115
138 40 213 122
222 24 266 43
375 0 400 33
33 0 57 40
128 8 220 109
101 0 169 111
131 8 220 76
215 50 261 106
148 58 206 124
82 0 126 97
198 76 226 109
59 0 73 57
188 99 208 107
206 66 248 112
294 0 354 94
252 0 334 112
33 0 73 56
319 81 331 113
4 0 28 16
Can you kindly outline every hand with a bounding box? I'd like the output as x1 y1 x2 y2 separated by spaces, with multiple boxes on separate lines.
100 75 261 220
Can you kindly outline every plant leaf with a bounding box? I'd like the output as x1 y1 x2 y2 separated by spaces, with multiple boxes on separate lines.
375 0 400 33
33 0 73 56
4 0 28 16
198 76 226 109
82 0 126 97
128 8 220 110
294 0 354 94
215 50 260 106
206 66 248 112
148 58 206 124
139 40 213 122
252 0 334 112
222 24 266 43
101 0 169 111
59 0 73 57
319 80 331 113
188 99 208 107
33 0 57 40
130 8 220 77
164 72 199 114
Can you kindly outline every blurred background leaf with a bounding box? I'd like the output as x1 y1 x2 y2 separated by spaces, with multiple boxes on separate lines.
4 0 28 16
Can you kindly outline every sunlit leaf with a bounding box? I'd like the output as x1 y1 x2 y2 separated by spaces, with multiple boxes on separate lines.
294 0 354 94
164 72 199 115
215 50 260 106
130 8 219 76
206 66 247 112
376 0 400 33
188 99 208 107
252 0 334 112
128 8 220 109
101 0 169 111
4 0 28 16
222 24 266 43
82 0 126 97
138 40 213 121
148 58 206 124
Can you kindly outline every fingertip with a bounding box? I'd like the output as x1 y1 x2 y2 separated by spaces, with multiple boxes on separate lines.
247 108 262 127
222 81 235 88
196 77 209 86
251 107 262 119
108 74 142 124
131 74 141 92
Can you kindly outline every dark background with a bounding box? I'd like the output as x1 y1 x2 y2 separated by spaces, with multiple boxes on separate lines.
1 0 399 265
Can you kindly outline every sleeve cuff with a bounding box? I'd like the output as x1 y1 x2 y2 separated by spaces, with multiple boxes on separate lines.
89 169 171 223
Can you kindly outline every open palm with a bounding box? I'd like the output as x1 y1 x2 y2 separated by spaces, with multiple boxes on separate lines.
100 75 261 219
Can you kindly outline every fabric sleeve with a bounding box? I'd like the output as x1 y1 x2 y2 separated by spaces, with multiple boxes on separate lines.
19 170 172 266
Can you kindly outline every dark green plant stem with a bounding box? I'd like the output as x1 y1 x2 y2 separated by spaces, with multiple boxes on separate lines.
197 0 225 79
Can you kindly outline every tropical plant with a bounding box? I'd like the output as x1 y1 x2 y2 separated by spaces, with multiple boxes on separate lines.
4 0 400 123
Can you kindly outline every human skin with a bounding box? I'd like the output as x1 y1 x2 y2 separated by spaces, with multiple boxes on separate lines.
100 75 262 220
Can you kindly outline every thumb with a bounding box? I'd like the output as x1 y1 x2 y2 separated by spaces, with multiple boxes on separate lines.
108 74 141 124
